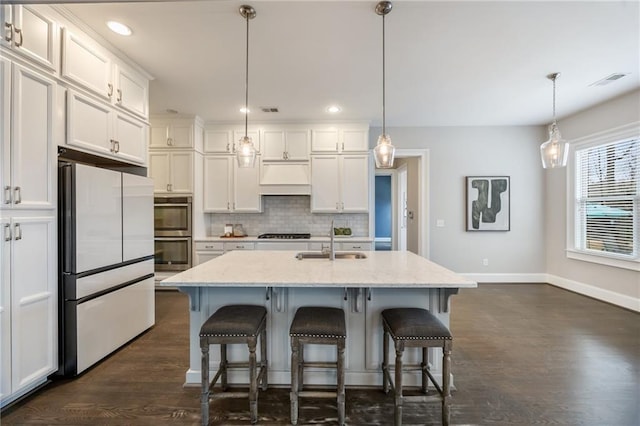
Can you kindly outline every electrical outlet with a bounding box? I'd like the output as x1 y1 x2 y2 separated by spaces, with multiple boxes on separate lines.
482 258 489 266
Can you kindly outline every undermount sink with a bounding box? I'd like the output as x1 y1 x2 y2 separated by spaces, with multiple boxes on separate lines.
295 252 367 260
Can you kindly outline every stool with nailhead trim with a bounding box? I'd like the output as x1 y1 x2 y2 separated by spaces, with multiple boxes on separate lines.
199 305 267 425
289 306 346 426
381 308 453 426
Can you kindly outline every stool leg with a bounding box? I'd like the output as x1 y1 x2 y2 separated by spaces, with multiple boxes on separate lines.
442 340 452 426
382 327 389 394
248 337 258 424
337 339 346 426
290 337 299 426
298 344 304 391
220 343 228 391
394 342 404 426
260 326 268 391
421 347 428 394
200 343 210 426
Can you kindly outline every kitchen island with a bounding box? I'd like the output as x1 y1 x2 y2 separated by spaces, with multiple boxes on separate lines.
161 250 476 387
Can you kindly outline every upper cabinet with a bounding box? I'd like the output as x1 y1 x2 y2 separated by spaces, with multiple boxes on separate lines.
1 5 58 73
61 28 149 119
203 126 260 154
150 118 195 149
1 59 56 210
262 129 309 161
310 124 369 153
310 154 370 213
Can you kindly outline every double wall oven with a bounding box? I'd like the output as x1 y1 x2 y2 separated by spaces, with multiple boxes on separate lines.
154 196 192 273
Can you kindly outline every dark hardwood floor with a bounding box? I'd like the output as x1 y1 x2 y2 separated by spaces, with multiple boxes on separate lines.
2 284 638 425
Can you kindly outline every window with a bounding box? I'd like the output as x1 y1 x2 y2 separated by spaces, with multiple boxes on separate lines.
574 137 639 264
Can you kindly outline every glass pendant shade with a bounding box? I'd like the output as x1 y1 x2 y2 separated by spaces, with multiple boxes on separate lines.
236 135 256 168
374 134 395 168
540 123 569 169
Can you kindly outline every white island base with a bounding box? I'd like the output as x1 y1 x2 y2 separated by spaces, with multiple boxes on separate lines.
161 251 477 388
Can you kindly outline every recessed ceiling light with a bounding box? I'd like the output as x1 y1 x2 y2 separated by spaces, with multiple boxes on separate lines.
106 21 132 36
240 107 250 114
326 105 342 114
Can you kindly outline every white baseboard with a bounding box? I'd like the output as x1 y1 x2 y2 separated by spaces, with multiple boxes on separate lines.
459 273 547 283
546 274 640 312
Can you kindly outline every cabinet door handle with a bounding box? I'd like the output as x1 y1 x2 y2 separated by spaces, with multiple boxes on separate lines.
335 142 339 151
226 143 230 152
107 83 113 98
3 223 11 242
116 89 122 103
14 223 22 241
3 186 11 204
342 142 345 151
109 139 115 152
115 140 120 153
341 202 344 210
4 22 13 43
167 137 173 146
14 27 22 47
168 183 173 192
13 187 21 204
336 202 339 210
227 202 230 210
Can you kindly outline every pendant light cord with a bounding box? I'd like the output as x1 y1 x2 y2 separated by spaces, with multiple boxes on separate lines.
244 13 250 138
382 13 386 136
551 76 556 126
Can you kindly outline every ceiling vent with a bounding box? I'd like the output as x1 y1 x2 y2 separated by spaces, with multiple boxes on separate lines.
260 106 279 113
589 73 628 87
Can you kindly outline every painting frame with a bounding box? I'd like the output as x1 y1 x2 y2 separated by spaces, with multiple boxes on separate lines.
466 176 510 232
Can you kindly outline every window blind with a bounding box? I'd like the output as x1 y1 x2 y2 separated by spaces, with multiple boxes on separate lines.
575 138 639 258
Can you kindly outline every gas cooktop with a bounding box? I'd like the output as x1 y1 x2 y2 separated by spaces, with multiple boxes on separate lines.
257 233 311 239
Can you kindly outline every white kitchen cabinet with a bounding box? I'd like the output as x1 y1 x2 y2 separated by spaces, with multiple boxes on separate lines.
66 89 147 165
148 151 193 194
203 127 260 154
310 154 369 213
150 119 194 149
262 129 309 161
1 59 56 210
223 241 255 251
61 28 149 119
1 215 57 407
1 5 58 72
203 156 261 213
311 125 368 153
194 241 224 266
0 218 10 402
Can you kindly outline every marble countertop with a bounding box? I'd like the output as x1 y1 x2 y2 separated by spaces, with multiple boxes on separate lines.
160 250 477 289
194 236 373 242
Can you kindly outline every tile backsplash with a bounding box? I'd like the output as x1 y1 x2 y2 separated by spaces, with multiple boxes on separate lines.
207 195 369 237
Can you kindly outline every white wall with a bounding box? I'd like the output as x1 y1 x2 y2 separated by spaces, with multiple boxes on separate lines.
371 126 546 278
545 89 640 309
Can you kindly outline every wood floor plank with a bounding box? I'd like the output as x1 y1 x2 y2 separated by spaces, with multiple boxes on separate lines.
1 284 638 425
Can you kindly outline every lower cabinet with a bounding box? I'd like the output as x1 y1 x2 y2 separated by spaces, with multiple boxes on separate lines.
1 214 57 407
193 241 223 266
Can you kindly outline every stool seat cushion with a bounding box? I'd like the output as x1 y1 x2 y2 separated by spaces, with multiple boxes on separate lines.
382 308 452 340
200 305 267 337
290 307 346 338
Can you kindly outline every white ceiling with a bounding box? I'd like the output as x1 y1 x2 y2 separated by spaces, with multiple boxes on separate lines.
61 0 640 127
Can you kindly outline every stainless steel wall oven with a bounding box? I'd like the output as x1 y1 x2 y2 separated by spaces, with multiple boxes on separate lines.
154 196 192 272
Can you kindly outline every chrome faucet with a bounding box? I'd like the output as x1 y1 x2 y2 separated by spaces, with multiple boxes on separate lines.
322 220 336 260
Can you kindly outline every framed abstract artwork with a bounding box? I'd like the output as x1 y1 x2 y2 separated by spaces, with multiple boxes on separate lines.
466 176 510 231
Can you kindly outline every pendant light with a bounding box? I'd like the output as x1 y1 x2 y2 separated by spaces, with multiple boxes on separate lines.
237 5 257 168
373 1 395 169
540 73 569 169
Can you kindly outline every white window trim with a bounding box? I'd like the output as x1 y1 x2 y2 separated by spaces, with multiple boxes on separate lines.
565 121 640 272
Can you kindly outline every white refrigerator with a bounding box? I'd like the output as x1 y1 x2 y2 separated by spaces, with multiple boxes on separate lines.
58 162 155 376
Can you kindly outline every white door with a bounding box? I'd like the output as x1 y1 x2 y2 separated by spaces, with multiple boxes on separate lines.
114 63 148 118
311 155 340 212
122 173 153 262
74 164 122 272
11 63 55 210
285 130 310 160
204 129 232 153
262 130 286 160
66 89 113 158
1 57 10 208
149 121 170 149
203 156 231 212
168 122 193 148
234 160 261 212
169 151 193 193
0 218 11 400
311 129 339 152
12 6 57 71
341 128 368 152
61 28 112 100
341 155 369 212
148 152 170 193
114 113 146 165
10 215 56 393
397 164 408 251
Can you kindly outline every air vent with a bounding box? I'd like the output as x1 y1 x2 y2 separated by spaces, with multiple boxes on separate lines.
589 73 628 87
260 106 279 113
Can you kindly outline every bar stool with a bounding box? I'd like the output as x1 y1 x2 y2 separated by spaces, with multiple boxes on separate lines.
381 308 453 426
290 306 346 426
200 305 268 425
